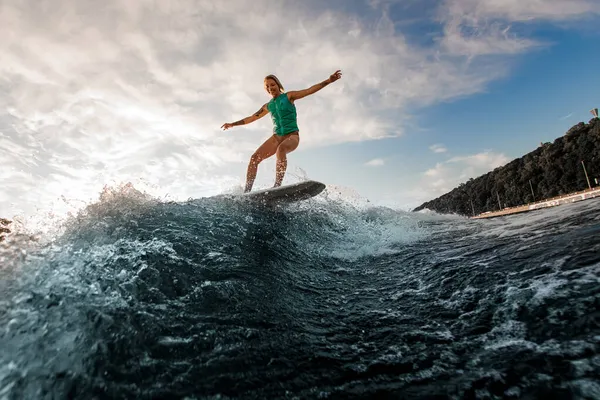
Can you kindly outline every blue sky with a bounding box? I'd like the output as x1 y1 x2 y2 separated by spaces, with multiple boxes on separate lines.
1 0 599 221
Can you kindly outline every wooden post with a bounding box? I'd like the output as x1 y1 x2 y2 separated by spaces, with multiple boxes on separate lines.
582 160 592 190
529 180 535 201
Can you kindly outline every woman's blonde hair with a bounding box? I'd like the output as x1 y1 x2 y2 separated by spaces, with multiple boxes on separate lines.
264 74 285 93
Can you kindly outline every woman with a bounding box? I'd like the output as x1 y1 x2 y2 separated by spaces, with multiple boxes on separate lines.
221 70 342 193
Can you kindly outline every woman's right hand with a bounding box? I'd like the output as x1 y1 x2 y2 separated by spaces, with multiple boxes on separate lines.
221 122 234 130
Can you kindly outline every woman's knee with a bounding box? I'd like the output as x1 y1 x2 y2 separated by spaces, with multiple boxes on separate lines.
250 152 264 165
275 147 286 159
249 153 259 164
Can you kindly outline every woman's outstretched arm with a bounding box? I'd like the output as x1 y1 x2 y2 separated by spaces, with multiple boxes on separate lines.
221 104 269 130
288 70 342 102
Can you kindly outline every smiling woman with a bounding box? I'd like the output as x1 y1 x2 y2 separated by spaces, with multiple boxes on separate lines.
221 70 343 192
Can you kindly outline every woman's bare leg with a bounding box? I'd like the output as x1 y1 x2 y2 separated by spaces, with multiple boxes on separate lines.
245 135 279 192
274 133 300 187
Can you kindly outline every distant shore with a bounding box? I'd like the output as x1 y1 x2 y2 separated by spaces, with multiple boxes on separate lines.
470 187 600 219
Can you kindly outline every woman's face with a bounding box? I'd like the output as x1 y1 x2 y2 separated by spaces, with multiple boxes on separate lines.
264 78 280 97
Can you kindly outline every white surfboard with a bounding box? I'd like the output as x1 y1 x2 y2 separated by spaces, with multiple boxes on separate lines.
241 180 325 204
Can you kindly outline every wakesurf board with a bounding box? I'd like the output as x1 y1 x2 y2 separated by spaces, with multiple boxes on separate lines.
241 180 325 204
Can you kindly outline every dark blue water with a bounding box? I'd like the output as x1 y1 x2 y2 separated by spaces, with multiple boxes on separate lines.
1 186 599 399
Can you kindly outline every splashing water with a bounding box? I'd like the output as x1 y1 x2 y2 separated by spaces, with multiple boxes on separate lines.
1 185 599 399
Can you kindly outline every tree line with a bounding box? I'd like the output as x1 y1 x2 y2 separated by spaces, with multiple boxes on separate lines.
413 118 600 216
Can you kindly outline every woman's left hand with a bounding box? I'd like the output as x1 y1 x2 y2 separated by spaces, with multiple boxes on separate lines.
329 70 342 83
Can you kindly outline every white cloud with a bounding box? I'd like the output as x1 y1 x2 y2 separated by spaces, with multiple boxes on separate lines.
429 143 448 153
438 0 598 57
365 158 385 167
411 150 510 203
0 0 597 218
448 0 598 22
559 112 573 120
0 0 502 217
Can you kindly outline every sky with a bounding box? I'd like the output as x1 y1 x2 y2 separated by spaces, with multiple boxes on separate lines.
1 0 599 221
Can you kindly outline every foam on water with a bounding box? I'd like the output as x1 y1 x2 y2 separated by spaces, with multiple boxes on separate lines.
1 184 599 399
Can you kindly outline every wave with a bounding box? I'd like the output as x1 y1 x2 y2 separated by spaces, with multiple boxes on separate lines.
1 184 599 399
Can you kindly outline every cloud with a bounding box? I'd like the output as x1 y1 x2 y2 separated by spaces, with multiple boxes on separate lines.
450 0 598 22
365 158 385 167
0 0 504 217
0 0 597 218
437 0 599 57
412 150 510 202
429 143 448 153
559 112 573 120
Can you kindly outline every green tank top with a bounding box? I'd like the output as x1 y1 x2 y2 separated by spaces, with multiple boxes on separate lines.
267 93 299 136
